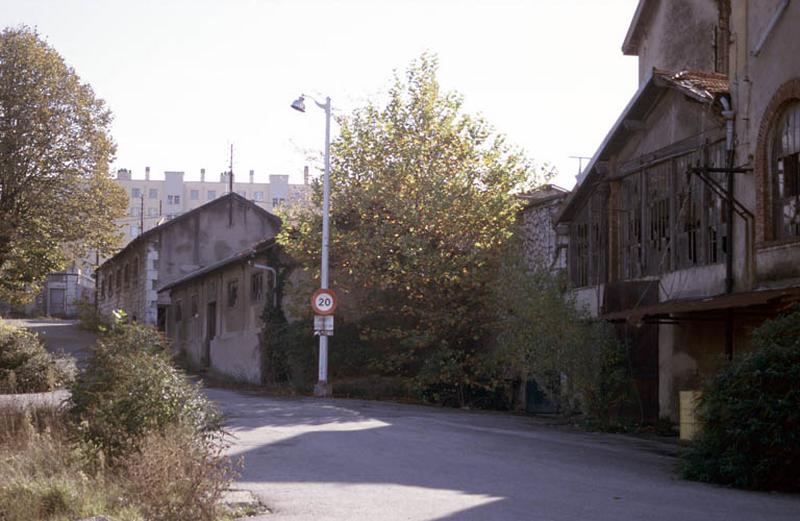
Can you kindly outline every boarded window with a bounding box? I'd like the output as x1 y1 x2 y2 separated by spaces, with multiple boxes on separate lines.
251 272 263 302
227 279 239 308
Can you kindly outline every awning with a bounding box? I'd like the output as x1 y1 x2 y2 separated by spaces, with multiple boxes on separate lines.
602 286 800 323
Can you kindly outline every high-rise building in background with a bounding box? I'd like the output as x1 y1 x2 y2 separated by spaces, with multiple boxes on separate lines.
114 166 311 245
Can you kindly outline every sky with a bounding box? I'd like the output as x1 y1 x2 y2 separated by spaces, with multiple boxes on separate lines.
3 0 640 189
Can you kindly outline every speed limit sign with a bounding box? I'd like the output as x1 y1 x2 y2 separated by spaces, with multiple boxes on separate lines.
311 288 337 315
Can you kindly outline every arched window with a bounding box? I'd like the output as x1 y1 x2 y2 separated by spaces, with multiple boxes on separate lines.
772 102 800 239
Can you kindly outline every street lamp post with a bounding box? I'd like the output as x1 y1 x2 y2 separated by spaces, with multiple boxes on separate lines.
291 94 333 397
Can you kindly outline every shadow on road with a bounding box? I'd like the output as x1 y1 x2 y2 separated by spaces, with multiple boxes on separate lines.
208 389 800 521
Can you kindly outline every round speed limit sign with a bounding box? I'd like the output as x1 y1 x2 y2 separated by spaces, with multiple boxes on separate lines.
311 288 337 315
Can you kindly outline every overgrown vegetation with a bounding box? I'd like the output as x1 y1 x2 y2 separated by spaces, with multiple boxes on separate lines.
75 298 109 332
0 320 68 393
271 55 637 422
681 306 800 491
0 319 237 520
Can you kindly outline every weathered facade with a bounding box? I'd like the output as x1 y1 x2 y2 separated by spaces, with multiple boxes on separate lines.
558 0 800 421
97 193 280 326
158 240 289 384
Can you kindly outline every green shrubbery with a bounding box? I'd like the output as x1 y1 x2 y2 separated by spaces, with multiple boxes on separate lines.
681 306 800 491
0 321 67 393
70 321 222 461
1 319 236 520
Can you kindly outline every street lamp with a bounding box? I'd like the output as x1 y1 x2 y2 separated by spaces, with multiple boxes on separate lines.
291 93 332 397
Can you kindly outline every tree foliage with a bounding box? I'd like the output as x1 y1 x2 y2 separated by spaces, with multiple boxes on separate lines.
681 306 800 490
0 26 126 304
279 54 546 379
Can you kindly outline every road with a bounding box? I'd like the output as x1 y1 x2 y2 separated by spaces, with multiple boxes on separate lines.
6 319 797 520
5 318 96 370
206 387 800 521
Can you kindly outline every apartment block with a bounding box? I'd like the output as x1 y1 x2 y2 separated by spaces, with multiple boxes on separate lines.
115 166 310 244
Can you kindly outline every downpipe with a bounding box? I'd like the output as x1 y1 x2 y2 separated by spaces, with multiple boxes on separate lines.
720 95 735 360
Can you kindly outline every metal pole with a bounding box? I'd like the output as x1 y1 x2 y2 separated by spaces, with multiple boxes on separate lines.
316 97 332 395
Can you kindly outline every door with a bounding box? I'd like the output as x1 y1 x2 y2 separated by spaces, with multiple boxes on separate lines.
204 302 216 368
48 288 66 316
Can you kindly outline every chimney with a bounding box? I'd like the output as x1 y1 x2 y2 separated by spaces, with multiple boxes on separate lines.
304 165 309 185
200 168 205 182
249 169 254 184
145 166 150 181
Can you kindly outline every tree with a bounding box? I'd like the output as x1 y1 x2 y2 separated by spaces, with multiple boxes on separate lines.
280 54 546 382
0 26 126 304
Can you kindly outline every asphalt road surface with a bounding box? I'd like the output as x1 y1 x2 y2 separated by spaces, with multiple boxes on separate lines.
206 387 800 521
5 318 96 370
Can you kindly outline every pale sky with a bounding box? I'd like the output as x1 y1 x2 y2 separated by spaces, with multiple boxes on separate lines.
3 0 639 189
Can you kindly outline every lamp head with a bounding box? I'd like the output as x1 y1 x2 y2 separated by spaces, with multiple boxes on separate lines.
290 95 306 113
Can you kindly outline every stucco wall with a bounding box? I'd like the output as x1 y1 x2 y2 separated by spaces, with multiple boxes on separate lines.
636 0 719 82
164 252 279 384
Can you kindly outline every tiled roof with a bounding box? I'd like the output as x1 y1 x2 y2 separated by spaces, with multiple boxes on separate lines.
654 69 729 102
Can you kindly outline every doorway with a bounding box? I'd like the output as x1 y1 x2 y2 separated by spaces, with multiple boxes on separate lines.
204 302 216 368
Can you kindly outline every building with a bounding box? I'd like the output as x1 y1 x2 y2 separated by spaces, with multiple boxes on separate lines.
556 0 800 421
518 184 570 273
114 166 310 244
158 239 292 383
96 193 281 327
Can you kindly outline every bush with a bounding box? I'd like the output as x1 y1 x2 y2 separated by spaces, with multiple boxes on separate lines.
75 299 109 333
120 425 236 521
70 322 221 460
681 306 800 490
0 321 65 393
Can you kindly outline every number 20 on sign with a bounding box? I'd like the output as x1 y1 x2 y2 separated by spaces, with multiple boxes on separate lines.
311 288 337 316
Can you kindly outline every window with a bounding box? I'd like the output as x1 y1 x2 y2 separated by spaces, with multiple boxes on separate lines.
167 195 174 205
132 256 140 286
174 195 181 204
190 294 199 317
254 191 264 201
227 279 239 308
175 300 183 322
616 142 728 280
772 102 800 239
272 197 285 208
568 190 607 287
207 190 216 200
130 225 140 238
132 188 141 199
190 189 199 200
251 272 263 302
148 207 157 217
149 188 158 199
131 207 141 217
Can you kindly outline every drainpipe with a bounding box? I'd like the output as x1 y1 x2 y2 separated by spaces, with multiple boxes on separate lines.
720 95 735 360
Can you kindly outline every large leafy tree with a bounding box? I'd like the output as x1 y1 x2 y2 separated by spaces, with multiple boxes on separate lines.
0 26 126 303
280 54 546 376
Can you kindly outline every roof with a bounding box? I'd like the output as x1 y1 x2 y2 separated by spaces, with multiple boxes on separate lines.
517 184 570 209
556 68 729 223
602 286 800 323
100 192 281 270
157 238 277 293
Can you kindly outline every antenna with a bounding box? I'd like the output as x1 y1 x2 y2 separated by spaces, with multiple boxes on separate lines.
228 144 234 227
569 156 592 176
